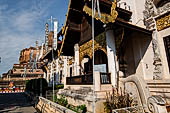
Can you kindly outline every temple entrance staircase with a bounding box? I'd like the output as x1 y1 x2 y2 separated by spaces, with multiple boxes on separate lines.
121 75 168 113
146 80 170 111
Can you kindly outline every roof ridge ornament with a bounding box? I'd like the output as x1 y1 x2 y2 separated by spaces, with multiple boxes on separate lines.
83 0 118 24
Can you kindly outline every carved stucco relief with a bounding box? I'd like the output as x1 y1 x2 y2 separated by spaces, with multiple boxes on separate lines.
143 0 164 80
156 13 170 31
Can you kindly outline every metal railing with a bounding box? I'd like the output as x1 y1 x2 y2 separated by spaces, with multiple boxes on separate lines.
100 72 111 84
66 73 111 85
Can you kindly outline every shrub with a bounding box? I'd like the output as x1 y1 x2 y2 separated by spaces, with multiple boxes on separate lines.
47 84 64 90
53 95 57 102
25 78 48 95
56 95 68 107
56 84 64 89
56 95 87 113
66 104 87 113
104 87 137 113
77 104 87 113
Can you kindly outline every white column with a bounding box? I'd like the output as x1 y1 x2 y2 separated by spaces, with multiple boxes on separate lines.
63 57 68 88
81 59 84 75
106 29 117 86
50 62 53 84
63 57 68 77
56 59 59 84
47 67 50 83
43 72 46 79
74 44 80 76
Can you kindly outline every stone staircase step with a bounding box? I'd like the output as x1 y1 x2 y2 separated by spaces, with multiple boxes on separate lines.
146 80 170 105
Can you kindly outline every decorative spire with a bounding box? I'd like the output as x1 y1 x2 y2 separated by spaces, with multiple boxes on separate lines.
45 23 49 51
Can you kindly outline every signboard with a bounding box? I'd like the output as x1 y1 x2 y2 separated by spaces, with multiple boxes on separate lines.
94 64 106 72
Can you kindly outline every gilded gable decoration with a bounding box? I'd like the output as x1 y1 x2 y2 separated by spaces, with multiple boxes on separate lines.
83 1 118 24
156 12 170 31
79 32 106 62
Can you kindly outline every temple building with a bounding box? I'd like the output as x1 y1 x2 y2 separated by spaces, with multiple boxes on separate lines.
39 0 170 112
1 45 44 89
46 0 170 112
41 23 62 85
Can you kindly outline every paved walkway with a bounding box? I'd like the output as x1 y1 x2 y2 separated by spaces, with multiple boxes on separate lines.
0 93 37 113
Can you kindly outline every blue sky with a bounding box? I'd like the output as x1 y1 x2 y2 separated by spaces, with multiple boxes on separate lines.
0 0 69 76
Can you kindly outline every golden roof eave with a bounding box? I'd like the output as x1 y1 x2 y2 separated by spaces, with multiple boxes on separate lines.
62 0 72 34
58 26 69 57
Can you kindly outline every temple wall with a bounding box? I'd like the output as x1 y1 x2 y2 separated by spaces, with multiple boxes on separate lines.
118 0 145 27
132 33 154 80
133 0 145 27
141 38 155 80
122 32 154 79
123 37 136 77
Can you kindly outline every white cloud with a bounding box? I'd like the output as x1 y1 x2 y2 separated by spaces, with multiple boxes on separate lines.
0 32 43 75
0 0 66 76
0 0 52 75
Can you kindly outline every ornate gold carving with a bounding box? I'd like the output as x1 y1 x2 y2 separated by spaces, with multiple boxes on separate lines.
44 65 48 71
111 0 118 20
69 59 72 65
79 32 107 62
83 1 118 24
156 13 170 31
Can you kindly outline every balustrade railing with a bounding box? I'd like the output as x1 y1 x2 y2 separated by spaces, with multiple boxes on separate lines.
100 72 111 84
66 74 93 85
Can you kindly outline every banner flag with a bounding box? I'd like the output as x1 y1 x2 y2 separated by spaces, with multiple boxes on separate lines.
36 47 39 62
29 49 33 69
39 43 44 60
93 0 101 18
54 21 58 50
32 58 37 72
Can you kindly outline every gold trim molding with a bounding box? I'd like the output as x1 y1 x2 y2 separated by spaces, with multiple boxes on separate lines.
83 1 118 24
156 12 170 31
79 32 107 62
